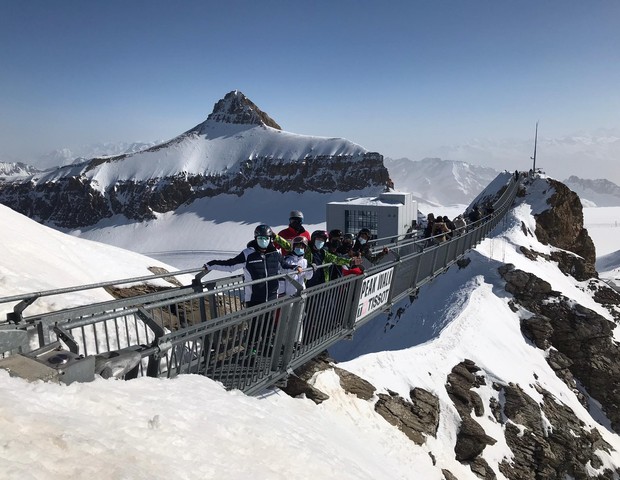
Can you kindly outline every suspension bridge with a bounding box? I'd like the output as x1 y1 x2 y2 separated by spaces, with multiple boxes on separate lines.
0 173 521 395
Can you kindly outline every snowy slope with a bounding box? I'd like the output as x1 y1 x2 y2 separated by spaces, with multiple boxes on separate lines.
0 204 191 318
1 178 620 479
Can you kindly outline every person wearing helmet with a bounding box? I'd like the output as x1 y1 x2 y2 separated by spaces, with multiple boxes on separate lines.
277 210 311 254
352 228 389 265
340 233 355 256
278 236 314 296
304 230 360 288
203 224 302 307
328 229 343 241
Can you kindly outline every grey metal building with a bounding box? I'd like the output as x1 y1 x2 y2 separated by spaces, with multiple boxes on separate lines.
326 191 418 242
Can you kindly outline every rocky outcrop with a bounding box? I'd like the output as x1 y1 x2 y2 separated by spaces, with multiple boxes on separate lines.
280 352 441 447
499 264 620 435
445 360 497 479
497 383 616 480
534 178 597 279
442 357 619 479
374 388 440 446
195 90 282 130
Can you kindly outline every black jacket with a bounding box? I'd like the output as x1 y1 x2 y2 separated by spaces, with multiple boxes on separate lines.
207 240 297 305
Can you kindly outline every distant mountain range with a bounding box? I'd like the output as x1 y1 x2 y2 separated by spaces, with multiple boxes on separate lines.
563 176 620 207
384 157 500 207
0 161 41 177
31 142 163 171
2 90 618 261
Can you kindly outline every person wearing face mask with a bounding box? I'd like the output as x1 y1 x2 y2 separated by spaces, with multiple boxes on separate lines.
278 236 314 296
304 230 358 288
277 210 311 254
352 228 389 265
339 233 355 256
203 224 302 307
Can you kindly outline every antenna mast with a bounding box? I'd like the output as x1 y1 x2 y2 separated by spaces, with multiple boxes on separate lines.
530 121 538 172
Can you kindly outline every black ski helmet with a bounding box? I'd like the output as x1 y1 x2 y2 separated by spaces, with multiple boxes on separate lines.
254 224 274 238
329 228 343 239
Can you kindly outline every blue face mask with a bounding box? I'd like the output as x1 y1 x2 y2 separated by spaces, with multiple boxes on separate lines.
256 236 270 249
314 240 325 250
359 237 367 245
294 247 305 256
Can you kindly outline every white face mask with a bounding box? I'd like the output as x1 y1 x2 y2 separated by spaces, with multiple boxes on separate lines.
359 237 367 245
256 237 270 249
314 240 325 250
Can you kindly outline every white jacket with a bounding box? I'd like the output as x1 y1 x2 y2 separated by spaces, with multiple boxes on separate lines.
278 253 313 296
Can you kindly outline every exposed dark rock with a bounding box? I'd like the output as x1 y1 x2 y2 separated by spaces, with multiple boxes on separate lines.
279 351 333 403
446 360 485 418
498 264 559 303
588 279 620 307
519 246 541 261
549 250 596 282
441 469 459 480
469 457 497 480
280 352 376 403
498 383 618 480
374 388 440 445
533 178 597 280
446 360 497 477
410 387 441 436
279 375 330 404
333 366 376 400
545 349 586 406
500 266 620 434
454 416 496 462
203 90 282 129
520 220 532 236
520 314 553 349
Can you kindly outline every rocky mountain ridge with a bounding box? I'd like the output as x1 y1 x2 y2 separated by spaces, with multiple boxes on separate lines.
0 91 389 228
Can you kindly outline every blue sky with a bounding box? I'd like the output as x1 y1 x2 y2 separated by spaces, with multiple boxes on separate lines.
1 1 619 180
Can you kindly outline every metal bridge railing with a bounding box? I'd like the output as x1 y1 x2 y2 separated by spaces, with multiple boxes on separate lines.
0 173 521 394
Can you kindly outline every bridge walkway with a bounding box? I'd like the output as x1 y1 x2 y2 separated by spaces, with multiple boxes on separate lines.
0 173 522 395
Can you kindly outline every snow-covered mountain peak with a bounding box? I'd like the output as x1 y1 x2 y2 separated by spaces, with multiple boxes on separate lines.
192 90 282 132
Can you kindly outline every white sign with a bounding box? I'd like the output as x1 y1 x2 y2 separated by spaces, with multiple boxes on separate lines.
355 267 394 322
